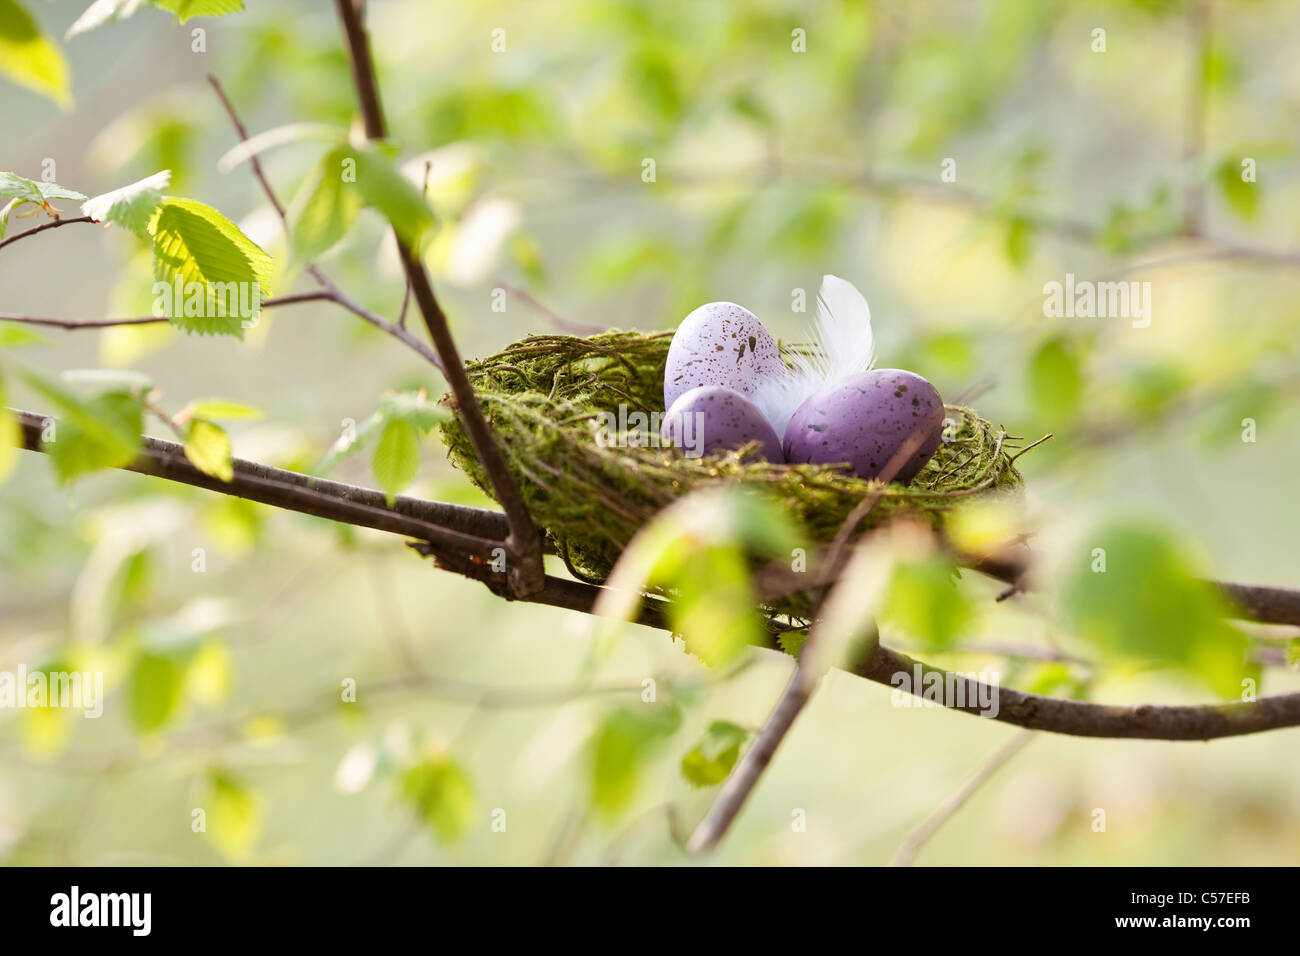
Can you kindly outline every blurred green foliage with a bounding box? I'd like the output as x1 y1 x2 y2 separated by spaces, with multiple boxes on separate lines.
0 0 1298 865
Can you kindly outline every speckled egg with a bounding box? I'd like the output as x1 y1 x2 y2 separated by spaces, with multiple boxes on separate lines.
782 369 945 482
663 302 785 411
661 386 784 462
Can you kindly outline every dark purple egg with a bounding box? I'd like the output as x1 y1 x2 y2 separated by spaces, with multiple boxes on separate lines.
661 386 783 462
663 302 786 411
782 369 945 482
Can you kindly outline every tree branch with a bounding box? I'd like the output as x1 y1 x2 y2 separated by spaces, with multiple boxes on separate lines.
8 408 1300 738
332 0 545 597
10 407 664 630
0 215 94 253
856 643 1300 740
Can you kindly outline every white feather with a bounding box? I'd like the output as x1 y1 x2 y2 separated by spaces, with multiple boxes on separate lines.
753 274 876 434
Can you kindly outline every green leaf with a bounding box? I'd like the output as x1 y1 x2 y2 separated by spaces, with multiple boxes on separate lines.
127 651 184 734
0 0 71 108
0 389 17 485
1026 335 1083 422
1003 215 1033 268
0 321 47 347
67 0 146 39
371 417 419 501
82 169 170 237
1286 638 1300 673
598 489 801 667
0 197 16 239
680 720 749 787
185 639 232 706
0 171 86 208
379 390 446 434
400 754 475 844
1216 158 1258 222
879 554 972 652
1058 521 1249 698
204 771 263 861
149 196 274 338
60 367 154 393
184 418 233 481
315 411 382 474
66 1 243 38
182 398 262 421
153 0 245 24
342 146 436 248
291 148 364 263
590 704 681 817
23 373 143 482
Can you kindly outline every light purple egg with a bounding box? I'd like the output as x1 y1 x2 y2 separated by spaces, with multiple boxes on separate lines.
663 302 786 411
661 386 783 462
782 369 945 483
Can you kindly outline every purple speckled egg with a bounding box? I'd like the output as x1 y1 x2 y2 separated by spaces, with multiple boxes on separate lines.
663 302 785 411
661 386 783 462
782 369 945 482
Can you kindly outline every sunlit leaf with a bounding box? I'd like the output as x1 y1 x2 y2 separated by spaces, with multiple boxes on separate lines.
0 322 47 347
371 417 419 502
680 720 749 787
149 197 274 338
153 0 245 25
185 639 232 706
0 397 16 485
0 197 16 239
879 554 972 652
1058 521 1249 698
0 171 85 208
60 367 153 393
0 0 71 108
82 169 170 237
291 147 364 263
23 374 143 482
345 146 436 248
127 651 184 734
400 753 475 844
204 771 263 861
182 398 262 421
184 418 233 481
590 704 681 817
1216 157 1258 222
379 390 446 434
1026 335 1083 423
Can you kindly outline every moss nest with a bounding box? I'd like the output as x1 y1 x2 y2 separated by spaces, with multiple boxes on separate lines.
440 330 1024 594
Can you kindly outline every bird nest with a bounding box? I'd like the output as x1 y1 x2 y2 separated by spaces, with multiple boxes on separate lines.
440 330 1025 599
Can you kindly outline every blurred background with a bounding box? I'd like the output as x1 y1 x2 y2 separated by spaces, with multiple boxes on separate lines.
1 0 1298 864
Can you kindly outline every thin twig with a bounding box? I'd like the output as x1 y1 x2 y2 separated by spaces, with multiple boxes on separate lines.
0 288 445 366
333 0 545 597
205 73 443 370
207 74 289 228
0 215 94 252
0 290 331 329
498 282 606 335
889 730 1034 866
